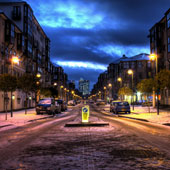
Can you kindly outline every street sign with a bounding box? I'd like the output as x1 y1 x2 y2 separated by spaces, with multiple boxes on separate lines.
82 105 90 123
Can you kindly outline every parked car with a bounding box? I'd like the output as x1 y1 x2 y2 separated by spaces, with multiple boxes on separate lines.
110 101 130 114
36 98 57 115
96 99 105 106
55 99 67 111
68 100 76 106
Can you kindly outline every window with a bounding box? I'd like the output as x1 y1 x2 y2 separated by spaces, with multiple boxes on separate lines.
138 61 142 68
147 61 151 68
139 73 143 79
27 41 32 54
131 62 135 68
17 98 21 104
168 37 170 52
11 24 15 38
13 6 21 20
123 62 129 69
151 29 155 43
167 12 170 28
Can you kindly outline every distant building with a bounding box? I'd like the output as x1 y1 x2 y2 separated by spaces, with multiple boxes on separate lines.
91 53 153 102
79 78 89 96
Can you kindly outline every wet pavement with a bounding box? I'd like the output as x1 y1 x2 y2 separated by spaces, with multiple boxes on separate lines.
0 105 170 170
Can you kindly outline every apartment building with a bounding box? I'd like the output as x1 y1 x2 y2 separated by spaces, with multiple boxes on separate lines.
149 8 170 105
0 0 51 111
91 53 153 101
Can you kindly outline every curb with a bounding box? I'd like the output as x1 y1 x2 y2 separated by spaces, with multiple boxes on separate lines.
65 122 109 127
0 124 13 129
28 115 54 122
118 115 149 122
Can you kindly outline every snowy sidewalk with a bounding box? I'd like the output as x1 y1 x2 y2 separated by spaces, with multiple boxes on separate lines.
0 109 53 131
121 106 170 125
103 105 170 126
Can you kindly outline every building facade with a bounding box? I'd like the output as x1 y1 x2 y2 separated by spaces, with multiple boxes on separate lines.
0 1 72 111
79 78 89 96
91 53 154 102
149 8 170 105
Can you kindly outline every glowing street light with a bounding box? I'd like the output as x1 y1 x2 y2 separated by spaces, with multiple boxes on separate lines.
103 86 107 102
128 69 133 75
117 77 122 82
36 73 41 78
54 82 57 86
12 56 19 64
149 53 158 75
108 83 112 87
149 53 159 115
128 69 134 110
117 77 122 87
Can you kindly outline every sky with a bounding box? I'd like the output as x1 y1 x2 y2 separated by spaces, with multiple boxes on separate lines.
26 0 170 90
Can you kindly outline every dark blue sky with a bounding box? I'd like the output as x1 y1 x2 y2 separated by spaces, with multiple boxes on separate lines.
26 0 169 90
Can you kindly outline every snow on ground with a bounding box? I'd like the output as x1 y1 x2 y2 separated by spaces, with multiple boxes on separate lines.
0 108 72 132
103 104 170 125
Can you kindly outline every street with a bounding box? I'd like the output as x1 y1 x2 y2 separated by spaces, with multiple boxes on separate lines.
0 104 170 170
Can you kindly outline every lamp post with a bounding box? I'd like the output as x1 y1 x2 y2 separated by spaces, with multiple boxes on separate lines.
128 69 134 110
71 90 75 100
64 88 67 102
36 73 41 104
60 85 64 100
149 53 159 115
103 86 106 102
98 91 101 99
10 55 19 117
108 83 112 102
117 77 122 100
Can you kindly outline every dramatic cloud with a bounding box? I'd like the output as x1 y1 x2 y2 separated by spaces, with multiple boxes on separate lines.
26 0 169 90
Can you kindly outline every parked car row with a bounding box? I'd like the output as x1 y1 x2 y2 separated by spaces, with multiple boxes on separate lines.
36 98 67 115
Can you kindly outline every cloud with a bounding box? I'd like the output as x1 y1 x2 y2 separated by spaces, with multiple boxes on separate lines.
55 61 107 70
25 0 170 90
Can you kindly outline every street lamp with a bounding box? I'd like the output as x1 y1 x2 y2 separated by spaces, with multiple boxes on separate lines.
36 73 41 104
128 69 134 110
64 88 67 101
103 86 106 102
53 82 57 86
98 91 101 99
11 56 19 65
108 83 112 102
108 83 112 88
149 53 159 115
117 77 122 87
10 55 19 117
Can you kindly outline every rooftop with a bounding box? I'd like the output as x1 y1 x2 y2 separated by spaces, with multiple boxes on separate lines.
112 53 149 64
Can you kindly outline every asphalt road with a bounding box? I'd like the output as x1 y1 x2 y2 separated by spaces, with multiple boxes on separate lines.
0 104 169 170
